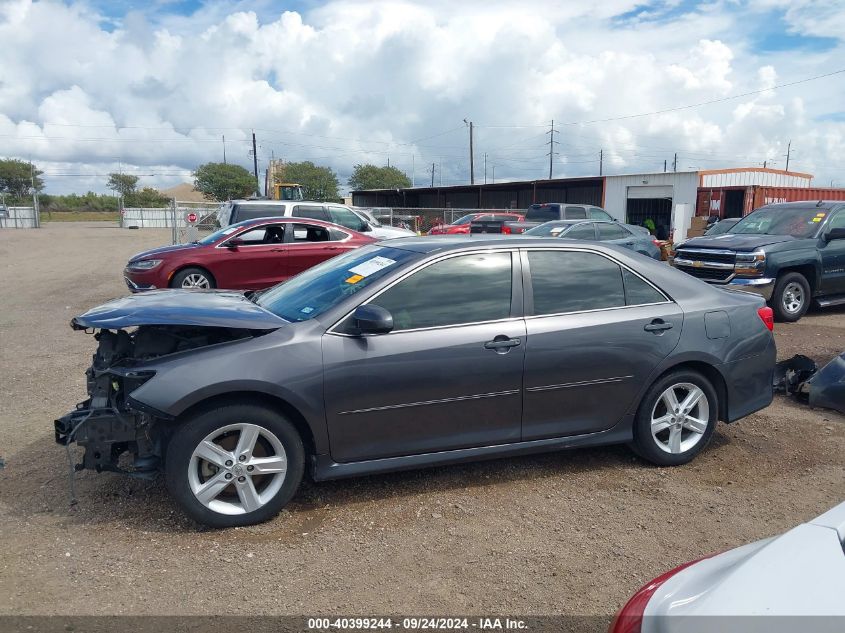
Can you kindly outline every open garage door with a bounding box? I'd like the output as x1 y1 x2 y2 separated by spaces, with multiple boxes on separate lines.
626 186 673 240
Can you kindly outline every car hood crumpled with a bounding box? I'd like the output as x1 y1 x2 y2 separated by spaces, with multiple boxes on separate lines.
71 290 289 331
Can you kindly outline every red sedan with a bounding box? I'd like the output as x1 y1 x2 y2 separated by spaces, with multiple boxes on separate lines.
123 217 376 292
427 212 524 235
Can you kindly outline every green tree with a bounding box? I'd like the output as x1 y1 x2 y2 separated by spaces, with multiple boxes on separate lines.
282 161 340 201
0 158 44 199
127 187 170 208
106 173 139 198
194 162 256 201
347 163 411 191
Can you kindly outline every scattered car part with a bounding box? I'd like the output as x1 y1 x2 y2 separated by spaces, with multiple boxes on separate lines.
773 352 845 414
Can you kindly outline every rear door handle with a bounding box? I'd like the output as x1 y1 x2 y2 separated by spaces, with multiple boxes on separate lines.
484 336 521 353
644 319 673 333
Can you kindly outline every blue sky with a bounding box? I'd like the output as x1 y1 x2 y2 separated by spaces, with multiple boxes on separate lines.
1 0 844 194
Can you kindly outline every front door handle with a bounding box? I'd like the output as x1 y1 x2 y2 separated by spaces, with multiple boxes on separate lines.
484 336 521 353
644 319 673 333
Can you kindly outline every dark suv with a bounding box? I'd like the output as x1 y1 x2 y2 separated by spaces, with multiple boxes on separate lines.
674 201 845 321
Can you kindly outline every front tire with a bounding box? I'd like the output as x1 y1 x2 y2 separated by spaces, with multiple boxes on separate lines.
170 267 216 290
165 404 305 528
631 370 718 466
769 272 810 322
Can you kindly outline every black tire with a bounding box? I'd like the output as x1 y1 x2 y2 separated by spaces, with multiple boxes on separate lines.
170 266 216 289
631 370 718 466
165 403 305 528
769 272 810 322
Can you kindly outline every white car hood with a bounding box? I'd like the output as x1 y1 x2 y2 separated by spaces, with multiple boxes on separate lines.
643 501 845 630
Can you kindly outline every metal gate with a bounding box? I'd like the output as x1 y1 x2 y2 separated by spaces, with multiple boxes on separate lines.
0 207 38 229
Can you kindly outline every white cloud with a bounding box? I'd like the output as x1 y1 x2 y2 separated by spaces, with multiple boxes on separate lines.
0 0 844 194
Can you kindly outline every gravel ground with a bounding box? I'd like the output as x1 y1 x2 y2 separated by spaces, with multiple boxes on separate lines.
0 223 843 618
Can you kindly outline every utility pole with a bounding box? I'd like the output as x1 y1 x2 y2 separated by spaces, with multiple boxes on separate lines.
492 165 495 184
387 156 390 168
412 154 415 187
672 153 678 172
251 131 260 196
785 140 792 171
484 153 488 184
663 159 667 173
222 135 227 164
430 162 435 188
599 149 603 176
546 120 558 179
464 119 474 184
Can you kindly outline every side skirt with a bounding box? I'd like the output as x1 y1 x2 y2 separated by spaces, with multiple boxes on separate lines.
311 418 634 482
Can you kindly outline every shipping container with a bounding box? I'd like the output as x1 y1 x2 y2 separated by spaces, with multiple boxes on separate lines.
696 186 845 218
698 168 812 188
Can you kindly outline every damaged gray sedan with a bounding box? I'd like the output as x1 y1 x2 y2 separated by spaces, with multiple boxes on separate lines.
57 237 776 527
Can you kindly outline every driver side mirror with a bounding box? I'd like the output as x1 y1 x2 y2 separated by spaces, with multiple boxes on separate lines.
226 237 243 249
824 227 845 242
351 304 393 335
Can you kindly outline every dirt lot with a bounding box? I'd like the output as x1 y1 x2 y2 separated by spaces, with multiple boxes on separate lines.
0 223 843 619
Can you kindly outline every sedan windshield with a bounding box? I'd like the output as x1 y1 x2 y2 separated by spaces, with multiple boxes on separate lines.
198 224 241 245
731 207 825 238
256 245 419 322
452 214 477 225
524 222 574 237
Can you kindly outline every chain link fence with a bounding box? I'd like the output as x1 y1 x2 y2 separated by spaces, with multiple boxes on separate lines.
363 208 513 234
0 206 39 229
120 201 221 244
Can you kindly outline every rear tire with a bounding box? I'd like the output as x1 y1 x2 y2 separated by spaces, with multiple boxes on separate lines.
170 267 216 289
165 403 305 528
631 370 718 466
769 272 810 322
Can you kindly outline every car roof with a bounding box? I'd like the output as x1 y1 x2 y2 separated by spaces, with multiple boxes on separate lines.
760 201 845 211
229 199 346 207
380 234 624 253
229 216 346 230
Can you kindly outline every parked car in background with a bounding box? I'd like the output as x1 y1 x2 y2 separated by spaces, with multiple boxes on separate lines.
428 212 524 235
523 220 662 259
611 499 845 633
704 217 740 236
123 217 375 291
220 200 415 239
501 203 615 234
60 236 775 527
673 201 845 322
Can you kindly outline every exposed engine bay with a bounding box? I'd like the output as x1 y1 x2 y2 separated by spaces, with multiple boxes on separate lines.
55 325 256 477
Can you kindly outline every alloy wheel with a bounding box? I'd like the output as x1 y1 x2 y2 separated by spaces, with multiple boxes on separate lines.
181 273 211 289
650 383 709 454
188 423 288 515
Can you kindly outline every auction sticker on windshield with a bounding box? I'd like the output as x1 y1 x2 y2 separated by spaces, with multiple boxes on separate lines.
349 256 397 277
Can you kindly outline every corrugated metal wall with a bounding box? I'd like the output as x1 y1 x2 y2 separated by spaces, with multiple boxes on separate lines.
751 186 845 209
699 170 812 188
603 172 699 222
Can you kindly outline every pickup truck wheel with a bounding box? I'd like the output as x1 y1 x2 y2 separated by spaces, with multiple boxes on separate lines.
165 404 304 528
631 370 718 466
770 272 810 322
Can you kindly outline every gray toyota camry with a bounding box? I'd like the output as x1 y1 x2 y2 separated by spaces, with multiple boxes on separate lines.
56 236 776 527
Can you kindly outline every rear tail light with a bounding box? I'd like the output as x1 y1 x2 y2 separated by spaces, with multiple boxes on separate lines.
609 555 714 633
757 306 774 331
502 226 512 234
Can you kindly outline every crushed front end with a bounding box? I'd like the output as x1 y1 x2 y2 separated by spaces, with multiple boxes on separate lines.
56 324 254 477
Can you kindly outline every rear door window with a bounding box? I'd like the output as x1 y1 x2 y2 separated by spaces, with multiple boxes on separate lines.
292 205 331 222
597 223 630 240
527 251 625 315
563 206 587 219
290 223 334 242
231 204 287 222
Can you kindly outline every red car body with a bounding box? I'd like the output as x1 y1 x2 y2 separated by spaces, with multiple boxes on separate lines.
427 212 524 235
123 217 376 292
